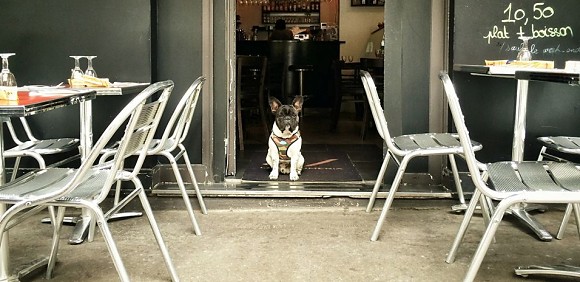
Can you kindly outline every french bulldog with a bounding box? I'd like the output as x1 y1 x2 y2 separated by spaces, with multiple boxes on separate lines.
266 96 304 181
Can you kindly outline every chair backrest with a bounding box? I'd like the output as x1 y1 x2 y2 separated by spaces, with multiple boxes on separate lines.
155 76 206 149
237 55 268 99
77 80 174 203
5 117 40 145
439 71 498 199
359 70 395 148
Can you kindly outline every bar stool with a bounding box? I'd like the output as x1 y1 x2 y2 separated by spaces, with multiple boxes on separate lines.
288 64 314 102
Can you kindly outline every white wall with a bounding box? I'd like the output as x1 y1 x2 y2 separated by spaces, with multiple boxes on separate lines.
339 0 384 60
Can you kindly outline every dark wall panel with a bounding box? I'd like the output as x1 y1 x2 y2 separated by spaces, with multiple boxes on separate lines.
0 0 152 167
0 0 151 85
155 1 204 164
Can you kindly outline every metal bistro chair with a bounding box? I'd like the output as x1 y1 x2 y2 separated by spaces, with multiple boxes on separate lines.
360 70 483 242
440 71 580 281
0 81 178 281
100 77 207 236
536 136 580 239
4 117 80 181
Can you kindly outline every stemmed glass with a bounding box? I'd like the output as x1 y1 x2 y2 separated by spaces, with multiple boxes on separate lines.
84 56 97 77
0 53 17 100
516 36 533 61
70 56 84 79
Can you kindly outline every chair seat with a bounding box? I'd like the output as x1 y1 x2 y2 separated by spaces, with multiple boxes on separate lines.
5 138 79 155
393 133 483 152
0 168 108 203
487 161 580 193
538 136 580 154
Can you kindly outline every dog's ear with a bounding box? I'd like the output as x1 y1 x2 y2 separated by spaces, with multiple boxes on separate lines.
292 96 304 112
269 96 282 113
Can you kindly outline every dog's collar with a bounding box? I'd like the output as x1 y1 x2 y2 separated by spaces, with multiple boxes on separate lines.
271 131 301 161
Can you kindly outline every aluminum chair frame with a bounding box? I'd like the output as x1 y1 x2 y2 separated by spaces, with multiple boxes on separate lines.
0 81 179 282
536 136 580 240
4 117 80 181
359 70 482 242
440 71 580 281
100 77 207 236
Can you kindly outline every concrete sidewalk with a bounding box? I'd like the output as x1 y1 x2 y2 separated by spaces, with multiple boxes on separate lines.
9 197 580 281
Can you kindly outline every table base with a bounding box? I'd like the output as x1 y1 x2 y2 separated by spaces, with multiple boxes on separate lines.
41 212 143 245
507 203 552 241
515 264 580 278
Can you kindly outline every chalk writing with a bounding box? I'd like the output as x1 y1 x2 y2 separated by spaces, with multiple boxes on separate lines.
483 2 574 44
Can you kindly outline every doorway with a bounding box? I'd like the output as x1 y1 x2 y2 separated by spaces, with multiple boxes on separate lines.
230 1 385 185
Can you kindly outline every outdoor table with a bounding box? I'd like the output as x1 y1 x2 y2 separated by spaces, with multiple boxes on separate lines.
454 64 580 241
510 69 580 278
0 89 96 281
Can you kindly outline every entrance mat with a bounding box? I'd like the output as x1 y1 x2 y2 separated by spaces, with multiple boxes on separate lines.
242 151 362 182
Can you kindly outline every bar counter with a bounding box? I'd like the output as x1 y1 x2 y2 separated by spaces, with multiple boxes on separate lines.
237 40 340 108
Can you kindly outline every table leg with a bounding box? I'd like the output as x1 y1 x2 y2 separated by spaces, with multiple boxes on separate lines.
0 120 8 280
505 79 553 241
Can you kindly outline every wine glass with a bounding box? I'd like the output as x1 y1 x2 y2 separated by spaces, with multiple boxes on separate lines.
0 53 18 100
70 56 84 79
516 36 533 61
84 56 97 77
347 56 354 63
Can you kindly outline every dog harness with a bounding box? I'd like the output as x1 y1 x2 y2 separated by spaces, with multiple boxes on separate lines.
271 131 301 161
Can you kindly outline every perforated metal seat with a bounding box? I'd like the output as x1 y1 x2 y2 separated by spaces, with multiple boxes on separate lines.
0 81 179 282
360 70 483 242
4 117 80 181
440 71 580 281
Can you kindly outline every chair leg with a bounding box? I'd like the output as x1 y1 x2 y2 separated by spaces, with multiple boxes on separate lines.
46 206 66 279
537 146 547 161
11 156 22 182
366 151 391 212
166 152 202 235
446 189 482 264
448 154 467 210
86 202 130 282
464 199 512 281
136 185 179 282
181 147 208 214
370 157 410 241
556 203 580 240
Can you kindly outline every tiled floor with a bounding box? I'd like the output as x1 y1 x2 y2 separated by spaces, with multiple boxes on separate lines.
237 108 384 182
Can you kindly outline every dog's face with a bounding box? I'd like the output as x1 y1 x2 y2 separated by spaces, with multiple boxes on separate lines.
269 96 303 135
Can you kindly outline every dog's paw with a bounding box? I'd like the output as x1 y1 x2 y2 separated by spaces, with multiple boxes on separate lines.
269 171 279 179
289 171 299 181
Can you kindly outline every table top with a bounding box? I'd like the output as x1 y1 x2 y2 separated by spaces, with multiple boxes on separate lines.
454 64 580 85
68 82 150 96
0 89 96 117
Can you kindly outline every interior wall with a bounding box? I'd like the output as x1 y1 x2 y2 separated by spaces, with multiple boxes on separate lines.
338 0 384 60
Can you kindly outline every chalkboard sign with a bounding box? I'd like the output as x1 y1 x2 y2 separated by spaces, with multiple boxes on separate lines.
453 0 580 68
